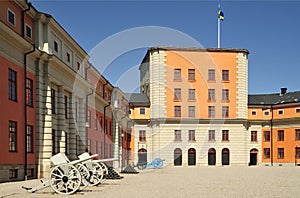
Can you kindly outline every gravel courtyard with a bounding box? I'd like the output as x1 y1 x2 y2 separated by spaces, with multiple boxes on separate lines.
1 166 299 198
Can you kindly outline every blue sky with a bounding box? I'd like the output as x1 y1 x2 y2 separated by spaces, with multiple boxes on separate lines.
31 1 300 94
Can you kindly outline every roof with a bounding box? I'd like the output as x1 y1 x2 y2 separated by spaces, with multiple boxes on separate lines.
248 91 300 106
148 46 249 54
125 93 150 106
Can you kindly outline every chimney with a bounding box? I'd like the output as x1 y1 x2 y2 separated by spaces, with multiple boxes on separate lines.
280 87 287 95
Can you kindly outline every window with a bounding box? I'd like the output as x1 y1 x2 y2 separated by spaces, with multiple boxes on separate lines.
88 139 91 152
87 110 91 128
25 24 32 38
26 168 34 178
188 89 195 100
222 106 229 118
188 130 195 141
208 89 215 101
52 129 57 155
66 53 70 62
296 108 300 113
264 131 270 142
208 130 215 141
222 130 229 141
264 111 270 116
296 147 300 159
9 169 18 179
296 129 300 140
278 130 284 141
64 95 68 119
222 70 229 81
174 106 181 117
9 121 17 152
7 9 15 26
8 69 17 101
251 111 257 116
139 130 146 142
100 116 103 132
26 125 33 153
174 88 181 101
174 69 181 81
278 148 284 159
264 148 270 159
251 131 257 142
77 62 80 71
54 41 58 52
188 106 195 117
51 89 56 114
140 107 145 115
95 114 98 130
222 89 229 101
26 78 33 107
208 106 215 118
174 130 181 141
95 141 98 154
278 110 284 115
65 133 68 155
208 69 215 81
188 69 195 81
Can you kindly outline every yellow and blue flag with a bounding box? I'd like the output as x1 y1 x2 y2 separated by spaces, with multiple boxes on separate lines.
218 9 224 21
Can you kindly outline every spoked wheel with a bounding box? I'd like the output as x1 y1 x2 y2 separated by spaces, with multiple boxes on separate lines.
99 162 108 182
87 161 104 186
153 158 163 168
75 163 90 190
49 164 82 195
137 161 147 170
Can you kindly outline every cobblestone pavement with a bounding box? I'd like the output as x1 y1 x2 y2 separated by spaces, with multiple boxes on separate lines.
1 166 300 198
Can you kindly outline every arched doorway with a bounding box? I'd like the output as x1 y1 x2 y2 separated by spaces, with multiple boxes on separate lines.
222 148 230 165
174 148 182 166
138 148 147 164
188 148 196 166
208 148 216 165
249 149 258 166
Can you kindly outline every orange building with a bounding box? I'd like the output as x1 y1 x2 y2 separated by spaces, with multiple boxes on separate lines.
248 89 300 166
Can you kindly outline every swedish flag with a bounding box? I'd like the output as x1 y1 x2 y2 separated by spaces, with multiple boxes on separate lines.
218 9 224 21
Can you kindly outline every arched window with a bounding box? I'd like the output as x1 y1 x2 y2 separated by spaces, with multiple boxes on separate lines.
188 148 196 166
222 148 230 165
174 148 182 166
138 148 147 164
249 148 258 166
208 148 216 165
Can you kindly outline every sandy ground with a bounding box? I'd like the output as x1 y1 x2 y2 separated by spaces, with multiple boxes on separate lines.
1 166 299 198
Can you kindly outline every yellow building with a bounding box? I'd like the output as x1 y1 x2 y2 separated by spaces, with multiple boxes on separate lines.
130 47 260 166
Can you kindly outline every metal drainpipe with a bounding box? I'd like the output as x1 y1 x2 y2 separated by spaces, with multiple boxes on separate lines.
22 3 31 38
23 43 35 181
270 104 274 166
85 88 94 152
103 81 110 158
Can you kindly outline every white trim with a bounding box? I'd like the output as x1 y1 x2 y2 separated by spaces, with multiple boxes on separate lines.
263 110 270 116
25 23 32 39
7 8 16 27
296 108 300 113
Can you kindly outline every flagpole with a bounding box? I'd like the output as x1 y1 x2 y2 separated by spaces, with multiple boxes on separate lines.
218 4 221 48
218 16 220 48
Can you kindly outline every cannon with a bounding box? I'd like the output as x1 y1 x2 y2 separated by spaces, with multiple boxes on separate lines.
137 158 164 170
22 152 99 195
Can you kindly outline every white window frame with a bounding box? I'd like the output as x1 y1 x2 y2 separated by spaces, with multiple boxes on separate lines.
251 110 257 116
278 109 284 115
140 107 145 115
7 8 15 26
296 108 300 113
264 110 270 116
25 24 32 39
